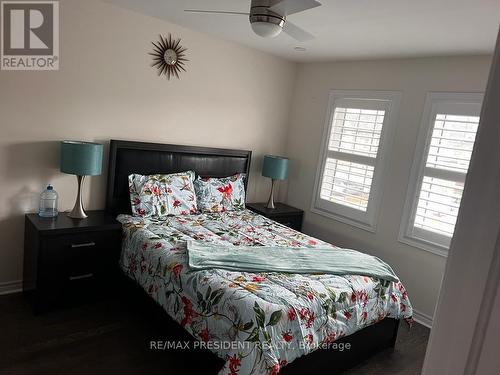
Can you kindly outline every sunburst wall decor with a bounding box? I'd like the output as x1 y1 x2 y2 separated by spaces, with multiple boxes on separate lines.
150 34 188 80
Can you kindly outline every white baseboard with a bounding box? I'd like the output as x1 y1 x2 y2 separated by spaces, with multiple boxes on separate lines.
0 280 22 295
413 309 433 328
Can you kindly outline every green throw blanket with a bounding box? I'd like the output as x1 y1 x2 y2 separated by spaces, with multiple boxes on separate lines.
187 240 399 282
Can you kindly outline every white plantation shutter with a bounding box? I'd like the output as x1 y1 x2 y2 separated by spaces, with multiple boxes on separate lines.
320 158 374 211
400 93 483 255
312 91 401 230
414 114 479 237
320 106 384 211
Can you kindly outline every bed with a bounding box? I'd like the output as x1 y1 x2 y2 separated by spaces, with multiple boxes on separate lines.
105 140 413 375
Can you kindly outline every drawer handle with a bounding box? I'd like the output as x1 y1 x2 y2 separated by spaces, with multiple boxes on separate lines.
69 273 94 281
71 242 96 248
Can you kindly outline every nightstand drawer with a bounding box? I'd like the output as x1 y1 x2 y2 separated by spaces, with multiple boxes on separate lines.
273 215 303 231
39 230 121 284
66 241 100 279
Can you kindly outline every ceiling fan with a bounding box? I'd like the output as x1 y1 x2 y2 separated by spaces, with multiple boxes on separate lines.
184 0 321 42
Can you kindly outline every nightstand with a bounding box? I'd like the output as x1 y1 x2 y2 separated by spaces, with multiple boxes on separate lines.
246 202 304 231
23 210 122 313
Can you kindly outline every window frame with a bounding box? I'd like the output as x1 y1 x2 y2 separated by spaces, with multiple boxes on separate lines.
311 90 402 232
399 92 484 257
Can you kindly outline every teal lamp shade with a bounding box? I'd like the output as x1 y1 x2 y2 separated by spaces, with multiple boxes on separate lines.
60 141 103 176
262 155 289 180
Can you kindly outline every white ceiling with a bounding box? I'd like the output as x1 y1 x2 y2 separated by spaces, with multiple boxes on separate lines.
106 0 500 62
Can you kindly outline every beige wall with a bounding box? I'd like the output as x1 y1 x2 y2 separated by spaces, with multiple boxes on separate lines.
284 56 492 320
0 0 296 286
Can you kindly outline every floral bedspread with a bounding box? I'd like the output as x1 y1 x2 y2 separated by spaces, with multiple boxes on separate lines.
118 210 413 375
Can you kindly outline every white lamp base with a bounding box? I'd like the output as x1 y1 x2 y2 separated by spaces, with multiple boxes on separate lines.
68 175 88 219
266 179 276 209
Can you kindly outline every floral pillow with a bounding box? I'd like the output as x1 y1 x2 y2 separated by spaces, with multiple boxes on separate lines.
129 171 197 217
194 173 246 213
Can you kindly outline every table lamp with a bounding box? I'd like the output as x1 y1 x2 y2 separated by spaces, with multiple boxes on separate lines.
262 155 289 209
60 141 103 219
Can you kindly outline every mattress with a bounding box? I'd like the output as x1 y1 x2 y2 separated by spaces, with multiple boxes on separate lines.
118 209 413 375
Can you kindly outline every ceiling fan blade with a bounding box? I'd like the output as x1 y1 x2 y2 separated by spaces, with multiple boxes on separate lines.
184 9 249 16
269 0 321 16
283 21 314 41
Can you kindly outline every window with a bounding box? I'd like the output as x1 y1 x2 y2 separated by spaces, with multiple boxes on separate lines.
312 90 401 231
400 92 483 256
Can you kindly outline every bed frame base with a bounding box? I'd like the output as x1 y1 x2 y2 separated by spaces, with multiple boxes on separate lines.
281 317 399 374
121 274 400 374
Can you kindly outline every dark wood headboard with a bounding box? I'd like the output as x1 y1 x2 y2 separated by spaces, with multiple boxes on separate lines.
105 140 252 215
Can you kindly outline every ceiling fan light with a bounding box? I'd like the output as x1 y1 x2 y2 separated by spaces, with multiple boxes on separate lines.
251 21 282 38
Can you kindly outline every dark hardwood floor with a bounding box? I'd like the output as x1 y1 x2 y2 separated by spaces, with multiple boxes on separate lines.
0 292 429 375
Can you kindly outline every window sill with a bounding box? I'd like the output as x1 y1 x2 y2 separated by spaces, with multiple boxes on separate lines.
310 206 376 233
398 235 449 257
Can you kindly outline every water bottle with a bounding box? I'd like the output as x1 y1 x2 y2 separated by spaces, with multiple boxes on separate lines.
39 184 59 218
